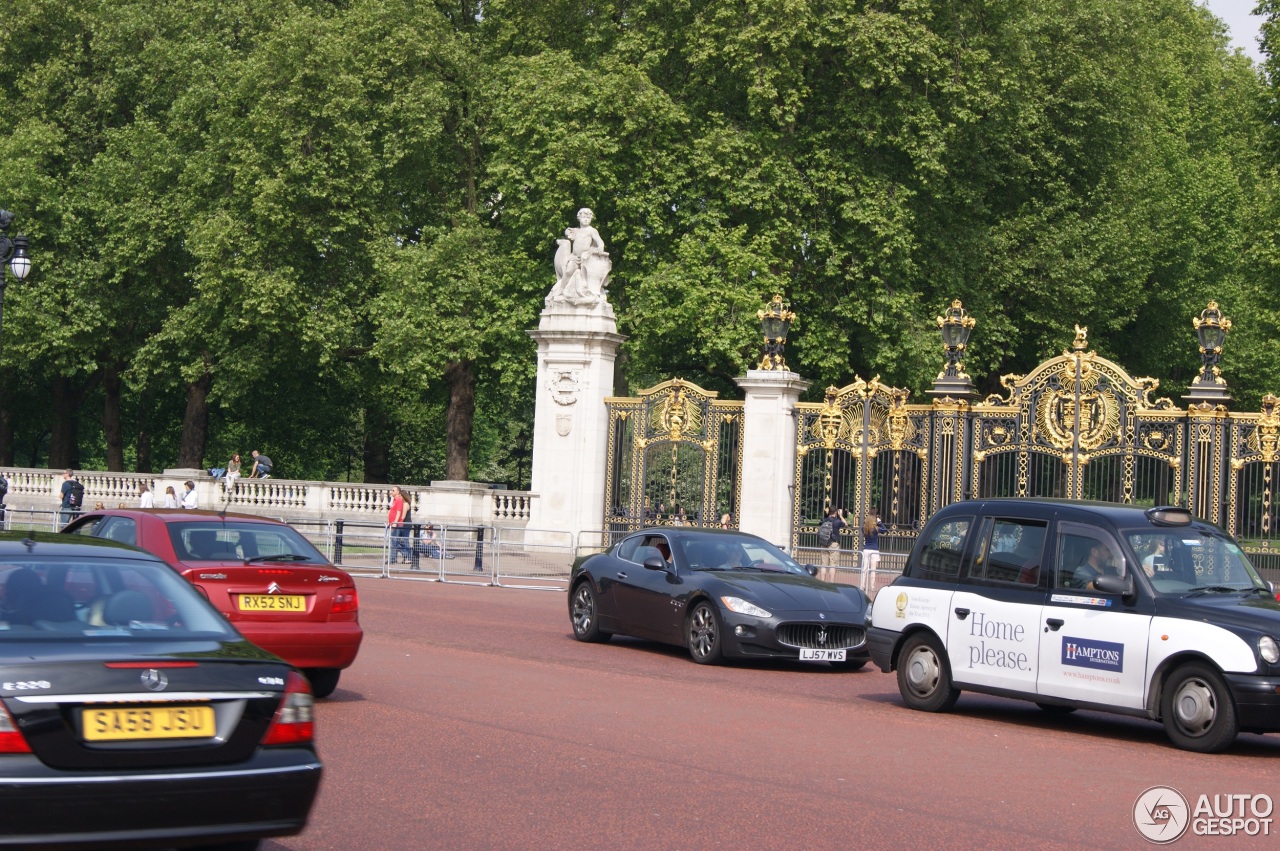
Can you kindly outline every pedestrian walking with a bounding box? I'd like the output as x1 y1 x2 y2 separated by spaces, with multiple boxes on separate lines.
387 486 411 564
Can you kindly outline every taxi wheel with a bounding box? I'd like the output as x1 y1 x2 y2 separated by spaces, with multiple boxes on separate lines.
896 633 959 712
687 601 724 665
1160 663 1239 753
305 668 340 699
570 581 611 643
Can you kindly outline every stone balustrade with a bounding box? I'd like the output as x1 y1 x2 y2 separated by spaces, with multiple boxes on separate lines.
1 466 535 528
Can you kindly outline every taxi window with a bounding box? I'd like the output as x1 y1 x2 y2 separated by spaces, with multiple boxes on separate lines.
1125 529 1265 594
969 518 1046 585
1054 523 1126 589
911 517 971 581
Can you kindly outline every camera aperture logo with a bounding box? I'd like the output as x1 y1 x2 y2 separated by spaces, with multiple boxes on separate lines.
1135 786 1274 843
1134 786 1189 844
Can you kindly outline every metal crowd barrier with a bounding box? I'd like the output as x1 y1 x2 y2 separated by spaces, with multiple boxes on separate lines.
369 522 487 585
574 529 612 560
312 519 396 577
2 508 66 532
492 528 576 591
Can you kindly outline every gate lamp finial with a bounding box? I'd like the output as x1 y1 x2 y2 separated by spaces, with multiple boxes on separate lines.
929 299 977 401
757 294 796 371
1185 301 1232 406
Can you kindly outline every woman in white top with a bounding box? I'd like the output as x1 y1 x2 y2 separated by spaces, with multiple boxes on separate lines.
225 454 242 491
181 481 199 510
163 486 179 508
139 483 155 508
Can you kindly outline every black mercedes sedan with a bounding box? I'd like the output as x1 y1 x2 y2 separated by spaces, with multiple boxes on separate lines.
568 528 870 668
0 532 321 849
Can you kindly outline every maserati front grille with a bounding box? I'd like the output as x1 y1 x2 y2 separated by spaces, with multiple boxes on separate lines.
776 622 865 650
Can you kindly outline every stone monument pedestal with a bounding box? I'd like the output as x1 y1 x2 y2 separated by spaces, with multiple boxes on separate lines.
527 301 625 545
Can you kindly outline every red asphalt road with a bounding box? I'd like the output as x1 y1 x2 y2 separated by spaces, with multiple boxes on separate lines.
267 577 1279 850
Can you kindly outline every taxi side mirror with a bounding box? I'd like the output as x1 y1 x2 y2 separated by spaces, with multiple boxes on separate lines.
803 564 818 577
1094 574 1135 598
643 556 668 572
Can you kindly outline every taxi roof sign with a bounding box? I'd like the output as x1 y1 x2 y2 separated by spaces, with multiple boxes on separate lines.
1145 506 1193 527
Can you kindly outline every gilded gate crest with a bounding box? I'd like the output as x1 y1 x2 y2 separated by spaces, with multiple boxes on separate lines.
650 384 705 444
1035 358 1121 453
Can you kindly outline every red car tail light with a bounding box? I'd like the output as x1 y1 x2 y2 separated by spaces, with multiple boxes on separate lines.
261 671 315 746
331 587 358 614
0 703 32 754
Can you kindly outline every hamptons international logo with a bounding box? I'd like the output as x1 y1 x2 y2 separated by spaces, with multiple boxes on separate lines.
1062 635 1124 672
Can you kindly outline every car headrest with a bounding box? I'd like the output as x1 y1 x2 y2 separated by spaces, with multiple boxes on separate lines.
634 545 663 564
187 530 217 559
103 590 156 626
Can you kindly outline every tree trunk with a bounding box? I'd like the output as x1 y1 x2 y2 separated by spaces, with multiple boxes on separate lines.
48 376 82 469
362 404 391 484
0 405 12 466
177 370 212 469
102 363 125 471
134 385 154 473
444 360 474 481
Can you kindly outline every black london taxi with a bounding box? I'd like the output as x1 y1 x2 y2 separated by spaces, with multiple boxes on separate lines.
866 499 1280 753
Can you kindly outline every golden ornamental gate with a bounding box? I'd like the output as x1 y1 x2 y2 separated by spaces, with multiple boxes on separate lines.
791 377 930 559
1227 394 1280 573
598 299 1278 587
603 379 743 540
970 328 1185 507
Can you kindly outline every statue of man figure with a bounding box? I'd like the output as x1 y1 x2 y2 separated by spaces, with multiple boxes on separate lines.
547 207 612 307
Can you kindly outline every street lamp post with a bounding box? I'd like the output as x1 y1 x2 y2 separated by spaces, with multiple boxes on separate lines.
0 210 34 363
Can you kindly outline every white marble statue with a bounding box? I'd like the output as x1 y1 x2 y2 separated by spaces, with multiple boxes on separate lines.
547 208 611 307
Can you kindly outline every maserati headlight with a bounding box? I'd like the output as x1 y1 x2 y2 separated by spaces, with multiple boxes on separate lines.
721 596 772 618
1260 636 1280 665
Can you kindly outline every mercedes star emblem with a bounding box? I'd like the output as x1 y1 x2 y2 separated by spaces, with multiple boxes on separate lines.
141 669 169 692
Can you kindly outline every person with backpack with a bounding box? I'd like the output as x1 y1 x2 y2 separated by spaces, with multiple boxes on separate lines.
59 469 85 525
817 506 846 583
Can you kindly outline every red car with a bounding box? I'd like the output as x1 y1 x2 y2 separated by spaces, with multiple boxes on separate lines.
62 508 362 698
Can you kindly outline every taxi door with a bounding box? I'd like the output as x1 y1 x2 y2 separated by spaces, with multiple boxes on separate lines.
1035 522 1152 709
944 517 1047 695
